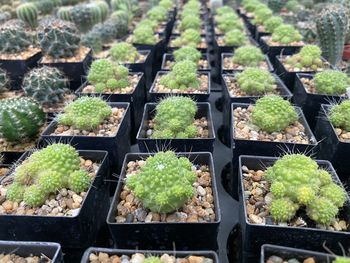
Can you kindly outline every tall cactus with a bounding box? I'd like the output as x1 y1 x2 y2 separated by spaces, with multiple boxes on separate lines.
316 5 349 66
16 3 38 29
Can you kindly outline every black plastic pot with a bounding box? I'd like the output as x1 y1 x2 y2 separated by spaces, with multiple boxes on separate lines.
125 50 152 74
167 36 208 53
171 23 208 37
0 241 63 263
260 244 336 263
149 71 211 102
221 53 274 74
244 18 256 37
254 28 271 43
41 103 131 171
238 155 350 262
161 53 211 72
137 103 216 153
106 152 221 250
81 248 219 263
0 150 110 248
0 51 42 90
294 73 345 130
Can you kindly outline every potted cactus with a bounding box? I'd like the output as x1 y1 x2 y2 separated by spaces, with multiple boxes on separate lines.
137 96 215 153
214 11 244 35
0 143 110 247
238 153 350 262
254 15 283 42
106 151 220 249
168 29 208 53
41 97 130 170
172 15 206 35
0 19 41 89
214 29 251 55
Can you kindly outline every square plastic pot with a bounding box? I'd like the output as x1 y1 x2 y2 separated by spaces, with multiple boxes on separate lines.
254 29 271 43
137 103 216 153
161 53 211 72
126 50 152 92
244 18 256 36
238 155 350 257
41 103 131 171
149 71 211 102
106 152 221 250
0 150 110 248
294 73 345 130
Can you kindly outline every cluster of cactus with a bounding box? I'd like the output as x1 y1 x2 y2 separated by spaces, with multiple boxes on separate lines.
243 0 265 13
0 20 33 54
132 24 157 45
216 6 235 15
263 16 283 33
313 70 350 95
316 5 349 67
216 13 244 33
159 60 200 90
110 10 129 36
271 24 303 44
147 6 168 22
87 59 130 93
0 68 9 93
268 0 286 13
126 151 196 213
22 66 68 106
236 68 276 95
179 15 201 32
0 97 46 142
173 29 201 47
173 46 201 64
252 7 273 25
6 143 91 207
329 100 350 132
111 0 141 21
152 96 198 139
16 3 38 29
223 29 248 46
109 42 139 63
232 45 265 67
266 154 347 225
38 18 81 59
159 0 173 10
251 95 298 133
285 45 324 70
58 96 112 130
81 31 103 54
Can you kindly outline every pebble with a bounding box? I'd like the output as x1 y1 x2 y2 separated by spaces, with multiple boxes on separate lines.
188 256 204 263
130 253 145 263
126 214 134 222
161 254 175 263
135 208 147 221
144 212 152 222
98 252 110 262
303 258 315 263
153 74 209 94
249 214 264 224
267 256 283 263
197 186 206 196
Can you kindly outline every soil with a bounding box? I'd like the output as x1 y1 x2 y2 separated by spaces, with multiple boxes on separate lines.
40 46 91 64
163 58 209 70
223 56 270 71
0 47 41 60
169 38 208 49
0 253 52 263
215 36 250 47
43 93 76 114
262 36 304 47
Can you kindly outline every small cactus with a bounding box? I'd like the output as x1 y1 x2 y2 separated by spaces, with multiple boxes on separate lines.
271 24 303 44
179 15 201 31
313 70 350 95
16 3 38 28
329 100 350 132
216 13 243 33
285 45 324 70
232 45 265 67
147 6 168 22
70 3 103 33
252 8 273 25
173 28 201 48
173 46 201 63
263 16 283 33
132 25 156 45
109 42 139 63
236 68 276 95
223 29 248 46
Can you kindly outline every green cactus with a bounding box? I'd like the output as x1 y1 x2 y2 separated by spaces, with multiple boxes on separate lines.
251 95 298 133
329 100 350 132
268 0 286 13
37 171 63 194
0 97 45 142
236 68 276 95
223 29 248 46
136 18 157 32
270 198 299 222
68 170 90 193
22 66 68 106
313 70 350 95
126 151 196 213
132 25 156 45
70 3 102 33
232 45 265 67
286 0 300 12
81 31 103 54
33 0 54 15
6 183 25 202
16 3 38 28
144 257 162 263
152 96 198 139
95 0 109 21
263 16 283 33
23 184 46 207
109 42 139 63
252 8 273 25
216 6 235 15
179 15 201 31
90 20 117 45
159 0 173 10
58 97 112 130
38 18 81 59
57 6 73 22
271 24 303 44
333 257 350 263
109 11 129 37
216 13 243 33
285 45 324 70
316 5 348 66
111 0 140 21
147 6 167 22
172 28 201 48
173 46 201 63
0 68 9 93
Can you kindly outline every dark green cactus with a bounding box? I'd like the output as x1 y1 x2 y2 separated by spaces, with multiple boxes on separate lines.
81 31 103 54
57 6 73 22
268 0 286 13
16 3 38 28
33 0 55 15
316 5 349 66
71 3 103 33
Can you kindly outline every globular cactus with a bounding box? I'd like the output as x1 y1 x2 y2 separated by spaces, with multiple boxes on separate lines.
71 3 103 33
263 16 283 33
95 0 109 21
109 42 139 63
58 96 112 130
152 96 198 139
81 30 103 54
179 15 201 31
285 45 324 70
313 70 350 95
0 97 46 142
110 11 129 37
232 45 265 67
147 6 168 22
159 0 173 10
236 68 276 95
316 5 349 66
90 21 117 45
173 46 201 63
57 6 73 22
173 28 201 47
132 25 156 45
0 68 9 93
333 257 350 263
38 18 81 59
68 170 91 193
252 8 273 25
16 3 38 28
111 0 140 21
216 13 243 33
268 0 286 13
329 100 350 132
33 0 54 15
251 95 298 133
269 198 299 222
126 151 196 213
224 29 248 46
216 6 234 15
271 24 303 44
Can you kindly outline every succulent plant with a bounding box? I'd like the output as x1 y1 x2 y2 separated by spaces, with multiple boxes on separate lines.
333 257 350 263
329 100 350 132
172 28 201 47
152 96 198 139
179 15 201 31
313 70 350 95
159 0 173 10
126 151 196 213
22 66 68 106
147 6 167 22
263 16 283 33
285 45 324 70
16 3 38 28
136 18 157 32
268 0 286 13
252 8 273 25
232 45 265 67
81 30 103 54
251 95 298 133
58 96 112 130
216 13 243 33
0 68 9 93
109 42 139 63
107 12 129 38
236 68 275 95
271 24 303 44
111 0 140 21
223 29 248 46
144 256 163 263
57 6 73 22
132 25 157 45
70 3 103 33
286 0 300 12
33 0 55 15
38 18 81 59
216 6 234 15
173 46 201 63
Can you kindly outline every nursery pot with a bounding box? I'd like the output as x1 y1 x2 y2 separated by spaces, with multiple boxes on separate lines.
106 152 221 250
41 103 131 171
161 53 211 72
137 103 216 153
254 28 271 43
244 18 256 37
238 155 350 262
167 36 208 54
0 150 110 248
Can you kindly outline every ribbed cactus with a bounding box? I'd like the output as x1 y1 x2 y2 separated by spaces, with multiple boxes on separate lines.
57 6 73 22
316 5 349 66
16 3 38 28
71 3 103 33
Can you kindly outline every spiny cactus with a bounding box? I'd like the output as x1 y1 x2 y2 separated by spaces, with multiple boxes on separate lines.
216 6 234 15
236 68 275 95
268 0 286 13
173 46 201 63
0 68 9 93
252 8 273 25
132 25 156 45
216 13 243 33
126 151 196 213
147 6 167 22
329 100 350 132
232 45 265 67
316 5 349 66
223 29 248 46
263 16 283 33
38 18 81 59
333 257 350 263
313 70 350 95
81 30 103 54
285 45 324 70
58 96 112 130
22 66 68 106
70 3 103 33
251 95 298 133
271 24 303 44
136 18 157 32
109 42 139 63
111 0 140 21
173 28 201 47
57 6 73 22
152 96 198 139
109 11 129 38
159 0 173 10
16 3 38 28
0 97 46 142
33 0 54 15
179 15 201 31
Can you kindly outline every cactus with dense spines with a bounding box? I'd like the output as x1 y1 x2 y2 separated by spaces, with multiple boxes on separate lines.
270 198 299 222
126 151 196 213
38 18 81 59
152 96 198 139
58 97 112 130
68 170 90 193
70 3 102 33
313 70 350 95
320 183 347 207
16 3 38 28
132 25 157 45
147 6 167 22
136 18 157 32
22 66 68 106
306 197 339 225
37 171 63 194
316 5 348 66
109 42 139 63
252 8 273 25
107 13 129 38
216 13 243 33
285 45 324 70
0 68 9 93
236 68 276 95
159 0 173 10
6 183 25 202
23 184 46 207
251 95 298 133
329 100 350 132
81 30 103 54
0 97 45 142
232 45 265 67
174 46 201 63
271 24 303 44
263 16 283 33
333 258 350 263
223 29 248 46
179 15 201 31
33 0 54 15
173 29 201 47
144 257 163 263
57 6 72 22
